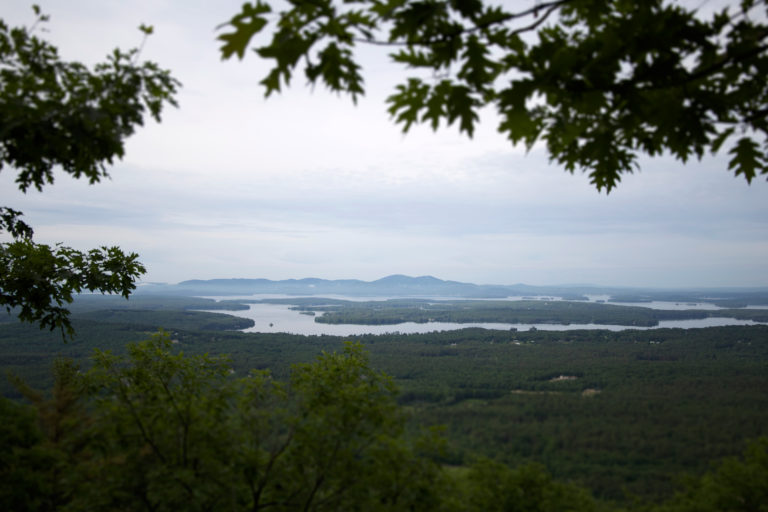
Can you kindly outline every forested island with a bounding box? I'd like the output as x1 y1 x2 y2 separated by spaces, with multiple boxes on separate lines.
252 296 768 327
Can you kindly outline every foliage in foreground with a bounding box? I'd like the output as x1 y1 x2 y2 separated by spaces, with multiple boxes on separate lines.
0 8 179 339
653 438 768 512
219 0 768 191
1 334 443 511
1 332 767 511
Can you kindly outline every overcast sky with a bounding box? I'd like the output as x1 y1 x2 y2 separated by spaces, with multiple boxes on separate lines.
2 0 767 288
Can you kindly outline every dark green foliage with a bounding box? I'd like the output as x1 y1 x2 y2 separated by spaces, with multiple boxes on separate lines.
72 309 255 331
652 438 768 512
443 459 598 512
0 8 179 339
366 326 768 501
0 207 32 239
3 312 768 503
2 334 442 511
0 9 179 192
219 0 768 191
3 324 767 509
0 241 146 339
0 397 48 510
48 294 252 316
1 358 93 511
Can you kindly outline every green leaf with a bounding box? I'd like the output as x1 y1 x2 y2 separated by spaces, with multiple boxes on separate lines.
728 136 766 183
0 207 33 239
222 0 768 191
710 127 735 154
446 84 478 137
423 80 449 131
450 0 483 20
387 78 430 133
217 1 272 60
0 240 145 340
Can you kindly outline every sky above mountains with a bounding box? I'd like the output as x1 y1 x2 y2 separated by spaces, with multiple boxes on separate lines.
2 0 767 287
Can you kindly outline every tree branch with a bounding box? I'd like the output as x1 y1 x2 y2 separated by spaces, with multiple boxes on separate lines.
352 0 572 47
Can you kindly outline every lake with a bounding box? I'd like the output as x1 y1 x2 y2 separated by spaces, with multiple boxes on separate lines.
201 295 764 336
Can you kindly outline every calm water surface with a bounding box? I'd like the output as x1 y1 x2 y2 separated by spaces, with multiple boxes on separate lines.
201 295 764 336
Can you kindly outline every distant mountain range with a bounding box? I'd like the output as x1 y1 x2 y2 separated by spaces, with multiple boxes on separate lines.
135 275 768 304
136 274 585 298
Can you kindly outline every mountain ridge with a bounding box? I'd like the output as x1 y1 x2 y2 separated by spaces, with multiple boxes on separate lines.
135 275 768 304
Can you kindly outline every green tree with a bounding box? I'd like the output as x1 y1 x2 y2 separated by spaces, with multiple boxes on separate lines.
0 397 48 510
0 359 93 511
0 7 179 338
25 334 441 511
442 459 597 512
653 438 768 512
218 0 768 191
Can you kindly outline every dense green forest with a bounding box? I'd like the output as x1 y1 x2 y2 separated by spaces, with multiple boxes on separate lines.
2 304 767 508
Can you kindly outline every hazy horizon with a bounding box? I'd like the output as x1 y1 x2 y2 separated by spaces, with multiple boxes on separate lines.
3 1 767 289
140 274 768 292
